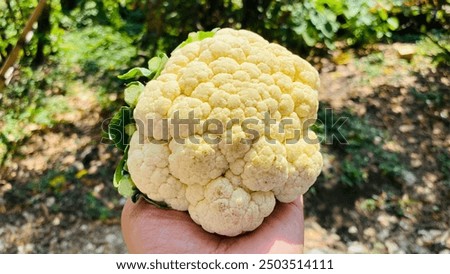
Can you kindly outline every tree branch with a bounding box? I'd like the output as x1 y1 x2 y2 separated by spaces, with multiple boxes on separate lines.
0 0 48 90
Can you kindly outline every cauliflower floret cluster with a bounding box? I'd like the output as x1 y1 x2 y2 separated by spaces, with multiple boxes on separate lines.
127 28 322 236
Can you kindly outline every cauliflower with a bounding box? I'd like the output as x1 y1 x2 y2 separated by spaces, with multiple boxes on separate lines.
110 28 322 236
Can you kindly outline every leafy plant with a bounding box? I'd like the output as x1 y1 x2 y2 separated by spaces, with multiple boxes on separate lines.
315 104 404 187
360 198 378 212
0 0 39 62
341 0 401 46
107 51 170 201
56 25 136 75
416 30 450 67
437 151 450 185
280 0 341 49
0 66 70 165
84 192 112 220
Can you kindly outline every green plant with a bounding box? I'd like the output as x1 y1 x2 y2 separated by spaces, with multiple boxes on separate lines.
0 66 71 165
341 0 401 46
259 0 403 53
437 151 450 185
416 30 450 66
341 156 369 187
84 192 112 220
315 105 404 187
0 0 39 62
410 86 446 108
287 0 341 49
399 0 450 33
360 198 377 212
56 25 136 75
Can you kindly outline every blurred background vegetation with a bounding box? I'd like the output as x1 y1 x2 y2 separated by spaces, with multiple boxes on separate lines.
0 0 449 253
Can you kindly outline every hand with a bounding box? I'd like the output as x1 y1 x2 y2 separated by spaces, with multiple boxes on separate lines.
121 196 304 254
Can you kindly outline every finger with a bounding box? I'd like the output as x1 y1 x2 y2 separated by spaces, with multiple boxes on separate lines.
268 195 304 253
121 198 220 253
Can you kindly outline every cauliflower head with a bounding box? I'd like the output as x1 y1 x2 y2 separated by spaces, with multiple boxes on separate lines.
126 28 322 236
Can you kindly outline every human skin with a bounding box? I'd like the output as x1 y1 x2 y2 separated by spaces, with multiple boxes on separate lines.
121 196 304 254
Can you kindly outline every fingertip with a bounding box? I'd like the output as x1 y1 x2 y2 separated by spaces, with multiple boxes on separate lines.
120 198 134 252
121 198 154 253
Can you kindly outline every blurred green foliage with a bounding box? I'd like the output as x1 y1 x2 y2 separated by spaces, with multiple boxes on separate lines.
0 0 39 62
314 105 404 187
1 0 448 68
56 25 136 74
3 166 116 220
437 151 450 185
415 30 450 66
0 65 69 164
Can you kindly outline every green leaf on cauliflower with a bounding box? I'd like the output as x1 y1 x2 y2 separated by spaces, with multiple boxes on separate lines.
112 146 139 199
124 81 144 107
112 51 172 200
124 123 137 137
108 106 133 151
113 153 126 188
175 29 219 50
118 53 169 81
147 53 169 78
131 190 170 209
117 174 136 198
118 67 152 80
